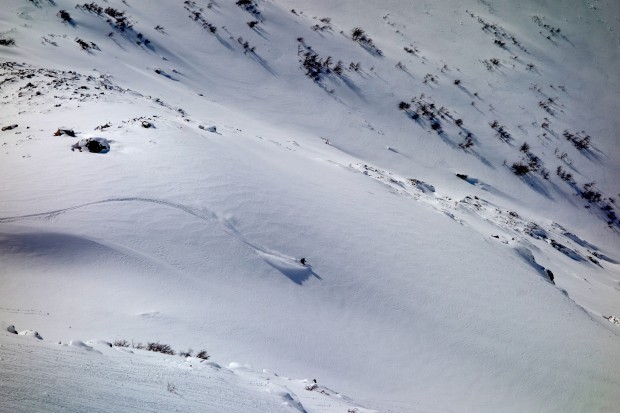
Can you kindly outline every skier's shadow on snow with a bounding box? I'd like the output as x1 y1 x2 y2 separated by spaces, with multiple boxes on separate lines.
261 255 322 285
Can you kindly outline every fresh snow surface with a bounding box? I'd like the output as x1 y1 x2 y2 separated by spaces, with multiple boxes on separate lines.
1 0 619 412
0 329 374 413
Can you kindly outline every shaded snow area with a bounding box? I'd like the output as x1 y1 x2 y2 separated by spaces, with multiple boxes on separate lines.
1 0 619 412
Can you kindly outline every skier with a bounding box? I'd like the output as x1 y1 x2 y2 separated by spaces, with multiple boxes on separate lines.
305 379 318 391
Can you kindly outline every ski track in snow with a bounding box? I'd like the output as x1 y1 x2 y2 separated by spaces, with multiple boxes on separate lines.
2 160 613 292
0 197 216 223
0 197 317 283
0 162 615 277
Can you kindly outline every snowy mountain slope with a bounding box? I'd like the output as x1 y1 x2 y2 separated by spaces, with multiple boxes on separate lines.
1 0 619 412
0 329 373 413
4 0 618 233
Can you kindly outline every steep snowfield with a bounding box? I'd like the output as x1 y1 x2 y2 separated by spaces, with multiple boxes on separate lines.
1 0 619 412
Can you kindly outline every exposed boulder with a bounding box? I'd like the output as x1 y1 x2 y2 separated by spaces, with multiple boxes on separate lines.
545 269 555 284
0 321 18 334
71 137 110 153
199 125 217 132
54 128 76 137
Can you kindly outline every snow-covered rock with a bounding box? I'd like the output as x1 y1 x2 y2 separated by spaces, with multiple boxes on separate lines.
18 330 43 340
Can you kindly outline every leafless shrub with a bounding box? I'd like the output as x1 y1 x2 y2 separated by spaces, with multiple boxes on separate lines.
511 162 530 176
147 342 175 355
57 10 72 22
179 349 193 358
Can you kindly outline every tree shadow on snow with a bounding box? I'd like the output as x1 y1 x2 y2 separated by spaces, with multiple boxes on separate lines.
215 33 234 51
337 74 365 101
250 26 269 41
520 173 554 200
579 146 603 163
248 52 277 76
